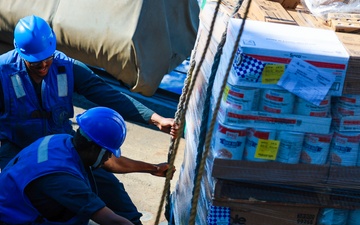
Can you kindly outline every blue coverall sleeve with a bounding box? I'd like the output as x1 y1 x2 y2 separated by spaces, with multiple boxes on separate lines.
72 60 155 124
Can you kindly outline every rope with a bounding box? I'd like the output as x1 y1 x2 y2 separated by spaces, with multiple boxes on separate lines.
158 59 196 224
188 0 251 224
154 0 223 222
154 28 202 225
155 0 251 223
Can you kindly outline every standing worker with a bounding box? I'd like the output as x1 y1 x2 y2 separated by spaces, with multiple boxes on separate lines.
0 107 135 224
0 15 177 225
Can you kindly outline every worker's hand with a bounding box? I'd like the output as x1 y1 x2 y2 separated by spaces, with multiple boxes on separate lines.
151 162 176 179
169 121 180 139
158 118 180 139
150 114 180 139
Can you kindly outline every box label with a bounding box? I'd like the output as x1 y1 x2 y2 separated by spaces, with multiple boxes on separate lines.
278 58 335 106
255 139 280 160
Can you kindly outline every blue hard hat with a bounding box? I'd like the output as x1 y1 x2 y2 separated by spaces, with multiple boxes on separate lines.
13 15 56 62
76 107 127 158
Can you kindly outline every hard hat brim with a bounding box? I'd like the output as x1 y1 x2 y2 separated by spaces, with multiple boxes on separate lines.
112 148 121 158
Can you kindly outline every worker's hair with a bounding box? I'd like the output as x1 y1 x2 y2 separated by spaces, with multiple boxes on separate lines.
73 128 96 150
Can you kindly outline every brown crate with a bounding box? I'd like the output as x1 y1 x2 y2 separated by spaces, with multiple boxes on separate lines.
212 158 360 190
212 158 329 185
238 0 297 25
336 32 360 94
228 204 319 225
328 13 360 22
336 32 360 57
287 9 330 29
214 180 326 207
213 181 320 225
327 165 360 187
210 200 319 225
213 180 360 210
330 19 360 33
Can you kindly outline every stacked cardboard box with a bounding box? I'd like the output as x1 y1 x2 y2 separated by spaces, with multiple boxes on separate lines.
210 16 360 225
213 179 360 225
327 13 360 33
237 0 360 95
170 1 360 224
336 32 360 95
237 0 297 25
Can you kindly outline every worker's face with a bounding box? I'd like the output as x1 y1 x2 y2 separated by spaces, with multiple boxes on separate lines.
24 55 54 78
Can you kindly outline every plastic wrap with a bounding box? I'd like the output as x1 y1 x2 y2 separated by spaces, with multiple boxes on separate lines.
171 1 360 224
302 0 360 19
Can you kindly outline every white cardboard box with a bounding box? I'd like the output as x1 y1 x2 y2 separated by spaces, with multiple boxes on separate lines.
332 114 360 132
225 19 349 96
218 106 332 134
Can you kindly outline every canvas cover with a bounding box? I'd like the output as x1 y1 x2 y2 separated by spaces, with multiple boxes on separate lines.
0 0 199 96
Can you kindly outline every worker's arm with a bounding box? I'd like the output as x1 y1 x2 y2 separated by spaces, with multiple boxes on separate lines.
102 156 175 178
73 60 153 124
73 60 179 139
92 206 134 225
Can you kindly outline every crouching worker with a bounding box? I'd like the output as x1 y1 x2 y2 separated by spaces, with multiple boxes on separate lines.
0 107 134 225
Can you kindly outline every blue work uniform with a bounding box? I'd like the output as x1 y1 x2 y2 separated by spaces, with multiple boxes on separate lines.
0 134 105 224
0 50 74 149
0 49 153 225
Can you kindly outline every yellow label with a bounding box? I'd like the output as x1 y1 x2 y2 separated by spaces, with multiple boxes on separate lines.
222 84 230 101
255 139 280 160
262 64 285 84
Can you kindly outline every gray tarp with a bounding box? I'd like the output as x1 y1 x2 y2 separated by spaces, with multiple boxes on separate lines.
0 0 199 96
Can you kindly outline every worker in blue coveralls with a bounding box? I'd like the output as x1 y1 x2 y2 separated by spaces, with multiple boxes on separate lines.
0 15 177 225
0 107 135 224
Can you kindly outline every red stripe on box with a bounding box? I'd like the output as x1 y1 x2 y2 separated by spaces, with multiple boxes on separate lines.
247 54 346 70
